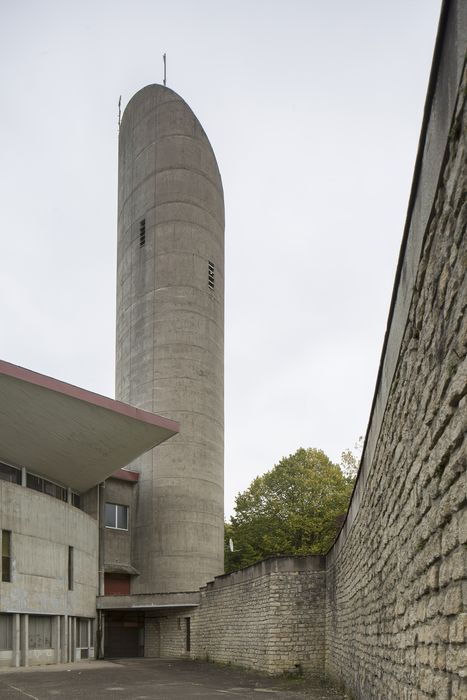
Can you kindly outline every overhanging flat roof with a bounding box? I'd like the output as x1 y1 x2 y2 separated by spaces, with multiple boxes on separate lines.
0 359 179 492
97 590 200 610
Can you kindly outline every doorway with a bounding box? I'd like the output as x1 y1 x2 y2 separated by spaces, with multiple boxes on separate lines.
104 611 144 658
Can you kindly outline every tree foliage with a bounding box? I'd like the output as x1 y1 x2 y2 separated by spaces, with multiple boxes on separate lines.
224 447 353 573
339 435 363 481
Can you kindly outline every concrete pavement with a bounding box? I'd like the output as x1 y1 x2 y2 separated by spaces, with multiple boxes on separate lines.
0 658 346 699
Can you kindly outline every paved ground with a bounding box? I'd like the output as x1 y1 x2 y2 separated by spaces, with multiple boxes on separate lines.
0 658 346 700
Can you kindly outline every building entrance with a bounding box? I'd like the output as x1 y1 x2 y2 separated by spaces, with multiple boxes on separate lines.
104 612 144 658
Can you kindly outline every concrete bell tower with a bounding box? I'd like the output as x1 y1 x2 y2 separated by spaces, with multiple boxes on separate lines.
115 84 224 594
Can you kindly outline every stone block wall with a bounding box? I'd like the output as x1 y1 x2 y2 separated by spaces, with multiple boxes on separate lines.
145 612 193 658
192 556 326 675
144 617 160 657
159 614 190 657
324 5 466 698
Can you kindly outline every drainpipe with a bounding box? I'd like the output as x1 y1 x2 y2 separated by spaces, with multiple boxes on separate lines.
96 481 105 658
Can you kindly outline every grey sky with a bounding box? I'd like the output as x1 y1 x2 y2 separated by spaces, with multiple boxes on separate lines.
0 1 441 517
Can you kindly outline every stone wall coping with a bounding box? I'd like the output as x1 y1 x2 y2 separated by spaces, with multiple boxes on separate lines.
202 555 326 591
327 0 467 566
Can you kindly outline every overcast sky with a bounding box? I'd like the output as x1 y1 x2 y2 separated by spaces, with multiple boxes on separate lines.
0 1 441 517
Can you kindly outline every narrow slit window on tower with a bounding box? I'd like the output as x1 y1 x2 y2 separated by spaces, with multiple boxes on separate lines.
68 546 74 590
1 531 11 583
208 261 215 290
139 219 146 247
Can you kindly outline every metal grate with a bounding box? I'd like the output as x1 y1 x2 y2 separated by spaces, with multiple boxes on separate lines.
208 261 214 290
139 219 146 247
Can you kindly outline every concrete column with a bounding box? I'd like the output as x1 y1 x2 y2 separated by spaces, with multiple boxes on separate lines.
52 616 61 663
61 615 68 663
13 614 20 667
21 468 26 487
67 616 72 662
20 614 28 667
67 487 72 504
71 617 77 662
98 483 105 596
97 611 104 659
87 618 91 649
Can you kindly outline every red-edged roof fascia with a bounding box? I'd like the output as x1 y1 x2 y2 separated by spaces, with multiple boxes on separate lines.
110 468 140 482
0 359 179 434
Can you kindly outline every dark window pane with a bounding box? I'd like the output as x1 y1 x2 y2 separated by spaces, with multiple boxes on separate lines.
78 619 88 647
28 616 52 650
44 480 56 497
0 614 13 650
117 505 128 530
0 463 21 485
68 547 73 591
2 531 11 583
26 473 43 492
105 503 116 528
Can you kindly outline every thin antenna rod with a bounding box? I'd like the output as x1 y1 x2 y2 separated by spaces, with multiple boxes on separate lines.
163 53 167 86
118 95 121 129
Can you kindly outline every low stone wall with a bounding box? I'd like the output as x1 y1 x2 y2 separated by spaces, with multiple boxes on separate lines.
192 556 326 675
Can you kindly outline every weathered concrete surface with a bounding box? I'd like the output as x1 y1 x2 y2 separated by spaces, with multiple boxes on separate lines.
116 84 225 594
0 658 347 699
0 481 97 619
102 476 135 573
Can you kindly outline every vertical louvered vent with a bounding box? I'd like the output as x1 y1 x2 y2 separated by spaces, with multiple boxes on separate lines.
208 261 215 290
139 219 146 247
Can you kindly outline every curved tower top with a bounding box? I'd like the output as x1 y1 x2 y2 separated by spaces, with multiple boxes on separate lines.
116 84 224 594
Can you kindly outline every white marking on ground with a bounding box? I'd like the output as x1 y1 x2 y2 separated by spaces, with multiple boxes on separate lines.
226 690 251 694
3 683 39 700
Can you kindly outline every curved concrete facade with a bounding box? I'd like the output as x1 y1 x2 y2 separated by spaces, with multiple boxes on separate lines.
0 480 98 618
116 85 224 593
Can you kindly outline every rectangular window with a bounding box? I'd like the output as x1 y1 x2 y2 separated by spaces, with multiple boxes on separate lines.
71 492 81 509
26 473 67 502
0 614 13 651
26 473 42 493
77 618 88 648
139 219 146 247
208 261 215 290
105 503 128 530
28 615 52 650
0 462 21 485
2 531 11 583
68 546 74 591
185 617 191 652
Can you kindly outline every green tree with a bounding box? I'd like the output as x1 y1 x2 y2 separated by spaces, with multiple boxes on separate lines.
224 447 352 573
